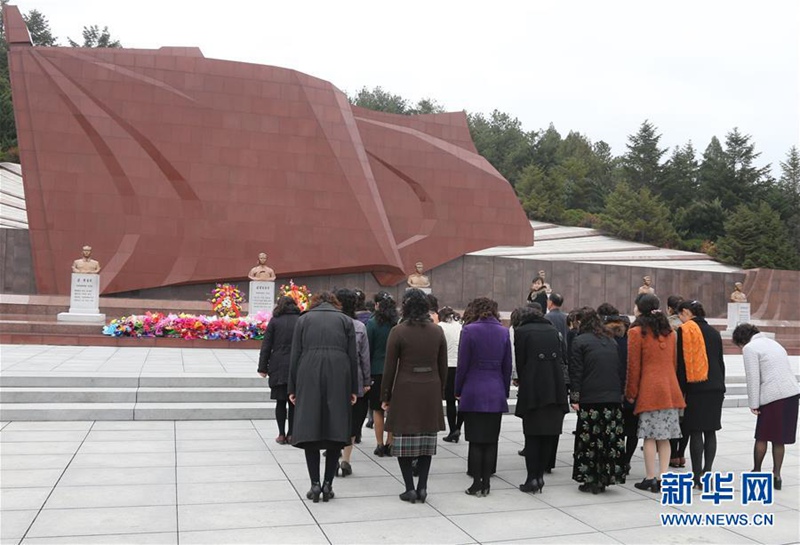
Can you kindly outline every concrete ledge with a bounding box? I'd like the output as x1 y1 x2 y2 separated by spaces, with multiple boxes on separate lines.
0 402 135 421
56 312 106 324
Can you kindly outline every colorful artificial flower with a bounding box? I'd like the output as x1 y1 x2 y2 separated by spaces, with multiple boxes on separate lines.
102 311 270 341
209 283 245 318
279 280 311 311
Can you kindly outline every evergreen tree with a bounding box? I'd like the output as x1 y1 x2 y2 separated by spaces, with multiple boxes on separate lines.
621 120 667 192
721 128 771 208
516 164 565 222
698 136 729 205
660 141 698 210
773 146 800 253
715 202 800 269
600 182 678 247
349 86 409 114
68 25 121 48
530 123 562 173
467 110 535 186
673 198 726 248
23 9 57 46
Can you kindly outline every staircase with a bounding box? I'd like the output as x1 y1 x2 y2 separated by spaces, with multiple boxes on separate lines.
1 374 781 422
0 375 275 421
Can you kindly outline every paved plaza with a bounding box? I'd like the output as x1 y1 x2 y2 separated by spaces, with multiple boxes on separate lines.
1 345 799 544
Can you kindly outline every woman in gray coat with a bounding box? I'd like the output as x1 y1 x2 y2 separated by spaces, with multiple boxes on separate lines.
289 292 358 502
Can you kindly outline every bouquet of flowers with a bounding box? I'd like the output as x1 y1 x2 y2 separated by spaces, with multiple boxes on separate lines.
210 283 244 318
279 280 311 311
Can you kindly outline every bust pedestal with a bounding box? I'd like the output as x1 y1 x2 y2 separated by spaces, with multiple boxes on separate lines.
249 281 275 316
57 273 106 324
406 287 432 295
726 302 751 330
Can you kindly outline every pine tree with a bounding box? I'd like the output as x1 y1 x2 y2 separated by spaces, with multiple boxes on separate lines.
660 142 698 210
698 136 729 205
467 110 535 187
707 128 771 210
715 202 800 269
621 120 667 192
531 124 562 173
516 164 565 222
23 10 57 46
600 182 677 247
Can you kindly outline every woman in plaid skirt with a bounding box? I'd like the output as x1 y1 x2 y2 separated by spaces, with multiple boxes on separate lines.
382 289 448 504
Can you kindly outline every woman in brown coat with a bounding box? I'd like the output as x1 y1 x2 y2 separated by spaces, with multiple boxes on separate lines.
625 293 686 493
382 289 448 504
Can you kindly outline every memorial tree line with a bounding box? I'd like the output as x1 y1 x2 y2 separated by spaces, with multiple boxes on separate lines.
349 86 800 271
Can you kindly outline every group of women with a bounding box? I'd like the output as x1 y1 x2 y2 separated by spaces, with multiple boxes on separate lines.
258 288 799 503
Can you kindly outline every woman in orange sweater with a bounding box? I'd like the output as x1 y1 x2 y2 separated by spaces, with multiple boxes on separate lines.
625 294 686 493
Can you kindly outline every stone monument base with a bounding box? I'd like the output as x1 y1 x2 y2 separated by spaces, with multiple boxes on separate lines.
406 287 432 295
57 312 106 324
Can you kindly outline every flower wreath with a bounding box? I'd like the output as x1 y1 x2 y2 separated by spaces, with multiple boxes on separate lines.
210 283 245 318
279 280 311 311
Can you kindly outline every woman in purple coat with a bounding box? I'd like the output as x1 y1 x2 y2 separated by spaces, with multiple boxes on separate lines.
456 297 513 497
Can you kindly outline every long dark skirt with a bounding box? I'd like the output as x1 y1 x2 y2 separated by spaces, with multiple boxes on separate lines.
572 403 626 487
684 391 724 432
756 394 799 444
463 412 502 443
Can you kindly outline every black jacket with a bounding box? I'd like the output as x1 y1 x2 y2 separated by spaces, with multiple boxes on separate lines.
257 310 300 388
513 315 569 416
569 331 625 404
676 317 726 394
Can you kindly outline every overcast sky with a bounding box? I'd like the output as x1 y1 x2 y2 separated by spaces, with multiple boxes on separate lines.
13 0 800 175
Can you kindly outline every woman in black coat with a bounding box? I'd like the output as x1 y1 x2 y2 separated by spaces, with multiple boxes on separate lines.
676 300 725 488
570 307 627 494
289 292 358 502
258 296 301 444
514 306 568 494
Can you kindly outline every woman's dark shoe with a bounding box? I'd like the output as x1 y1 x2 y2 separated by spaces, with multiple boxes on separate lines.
465 483 484 497
634 478 658 493
669 458 681 468
354 434 361 444
443 430 461 443
339 461 352 477
365 420 374 429
383 444 393 457
306 482 322 502
275 435 287 445
678 457 686 467
416 488 427 503
578 483 593 493
286 435 292 444
399 489 418 503
623 463 631 477
519 480 540 493
373 445 385 457
322 481 335 502
774 476 782 491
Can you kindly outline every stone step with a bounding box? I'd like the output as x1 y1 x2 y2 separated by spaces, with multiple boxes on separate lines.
0 395 756 421
0 375 264 388
0 402 277 421
0 387 272 403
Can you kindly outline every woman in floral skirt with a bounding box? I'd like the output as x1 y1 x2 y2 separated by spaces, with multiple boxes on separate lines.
570 307 627 493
